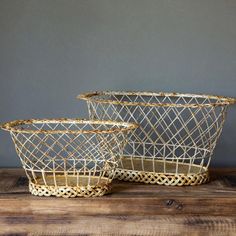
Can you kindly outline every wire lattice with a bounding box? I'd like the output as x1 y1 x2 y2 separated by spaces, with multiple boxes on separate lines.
1 118 137 197
79 91 236 186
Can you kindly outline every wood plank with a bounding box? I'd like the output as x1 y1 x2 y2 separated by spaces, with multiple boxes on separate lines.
0 168 236 235
0 168 236 216
0 215 235 235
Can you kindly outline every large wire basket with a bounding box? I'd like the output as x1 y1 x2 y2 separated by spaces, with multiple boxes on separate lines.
1 118 137 197
78 91 236 186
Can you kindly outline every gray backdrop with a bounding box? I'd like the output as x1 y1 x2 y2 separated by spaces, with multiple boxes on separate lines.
0 0 235 167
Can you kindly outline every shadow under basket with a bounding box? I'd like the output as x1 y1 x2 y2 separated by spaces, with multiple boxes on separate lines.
78 91 236 186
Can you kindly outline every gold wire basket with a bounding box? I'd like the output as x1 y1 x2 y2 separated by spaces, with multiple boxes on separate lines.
78 91 236 186
1 118 137 197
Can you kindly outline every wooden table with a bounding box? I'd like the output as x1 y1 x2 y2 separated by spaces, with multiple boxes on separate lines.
0 168 236 235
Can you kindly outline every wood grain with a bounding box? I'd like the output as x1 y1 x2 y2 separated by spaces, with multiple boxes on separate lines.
0 168 236 235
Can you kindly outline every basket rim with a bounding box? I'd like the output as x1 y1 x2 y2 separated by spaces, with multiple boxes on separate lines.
0 118 138 134
77 91 236 108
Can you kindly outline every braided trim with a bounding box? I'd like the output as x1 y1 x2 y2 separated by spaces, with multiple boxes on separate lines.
78 91 236 108
29 181 112 198
1 118 138 134
115 168 209 186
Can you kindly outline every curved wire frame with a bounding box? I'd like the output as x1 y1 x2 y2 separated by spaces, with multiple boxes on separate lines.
1 119 137 197
78 91 236 186
79 91 236 107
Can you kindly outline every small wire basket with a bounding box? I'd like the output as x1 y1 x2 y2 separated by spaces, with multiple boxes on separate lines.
1 118 137 197
78 91 236 186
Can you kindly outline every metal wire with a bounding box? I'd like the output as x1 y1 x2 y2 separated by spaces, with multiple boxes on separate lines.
1 118 137 197
78 91 236 186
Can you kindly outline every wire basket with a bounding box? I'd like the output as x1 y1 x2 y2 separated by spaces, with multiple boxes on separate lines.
78 91 236 186
1 118 137 197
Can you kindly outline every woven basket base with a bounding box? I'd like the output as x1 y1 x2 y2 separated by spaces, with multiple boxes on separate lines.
115 157 209 186
29 175 112 198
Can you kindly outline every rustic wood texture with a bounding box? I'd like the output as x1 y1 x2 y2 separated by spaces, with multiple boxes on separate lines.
0 168 236 235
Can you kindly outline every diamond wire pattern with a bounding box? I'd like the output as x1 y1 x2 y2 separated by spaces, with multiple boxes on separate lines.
86 93 228 177
8 121 131 189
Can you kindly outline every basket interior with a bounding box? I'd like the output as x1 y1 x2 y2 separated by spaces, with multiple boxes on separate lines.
31 173 111 187
119 156 207 175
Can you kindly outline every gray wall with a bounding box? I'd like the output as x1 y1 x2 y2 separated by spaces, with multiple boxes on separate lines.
0 0 235 167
